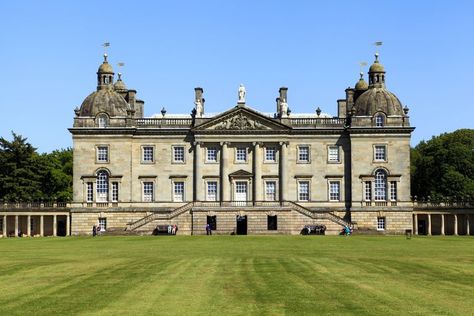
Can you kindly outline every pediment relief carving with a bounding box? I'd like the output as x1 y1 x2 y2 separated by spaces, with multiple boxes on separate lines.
212 112 270 130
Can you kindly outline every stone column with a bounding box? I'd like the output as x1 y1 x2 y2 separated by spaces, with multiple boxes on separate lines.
414 214 418 235
2 215 6 237
66 214 70 236
53 215 57 237
427 214 431 236
441 214 445 235
279 142 288 202
221 142 230 202
14 215 19 237
253 142 262 203
27 215 31 237
466 215 470 236
40 215 44 237
194 142 203 201
454 214 458 235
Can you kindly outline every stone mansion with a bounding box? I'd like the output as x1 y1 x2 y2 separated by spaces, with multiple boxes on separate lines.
66 52 416 235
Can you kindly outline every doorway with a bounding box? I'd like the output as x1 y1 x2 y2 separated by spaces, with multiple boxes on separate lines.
235 181 248 206
236 215 247 235
418 220 427 235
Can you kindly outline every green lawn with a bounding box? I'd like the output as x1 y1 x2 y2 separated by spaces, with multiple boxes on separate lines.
0 236 473 315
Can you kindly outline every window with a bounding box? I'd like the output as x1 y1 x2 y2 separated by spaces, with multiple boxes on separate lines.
328 146 340 162
206 147 217 162
329 181 340 201
207 216 217 230
143 182 154 202
97 146 109 163
97 114 108 128
98 218 107 232
298 181 310 201
267 215 278 230
236 147 247 162
374 145 387 161
142 146 154 163
374 170 387 201
265 181 276 201
207 181 218 201
377 217 386 231
87 182 93 202
174 182 185 202
390 181 397 201
112 182 119 202
298 146 310 162
265 147 276 162
173 146 185 163
364 181 372 201
96 171 109 202
375 115 384 127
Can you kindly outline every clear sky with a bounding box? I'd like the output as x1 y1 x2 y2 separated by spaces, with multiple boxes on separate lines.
0 0 473 153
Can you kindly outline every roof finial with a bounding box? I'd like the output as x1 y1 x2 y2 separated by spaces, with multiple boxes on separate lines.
374 41 382 62
359 72 364 79
117 62 124 80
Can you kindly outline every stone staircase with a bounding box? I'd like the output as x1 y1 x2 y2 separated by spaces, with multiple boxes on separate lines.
126 202 194 231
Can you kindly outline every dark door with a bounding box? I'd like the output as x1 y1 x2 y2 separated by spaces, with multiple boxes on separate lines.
57 219 67 237
418 220 427 235
236 215 247 235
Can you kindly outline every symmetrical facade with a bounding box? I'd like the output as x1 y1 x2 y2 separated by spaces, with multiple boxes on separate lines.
69 53 415 235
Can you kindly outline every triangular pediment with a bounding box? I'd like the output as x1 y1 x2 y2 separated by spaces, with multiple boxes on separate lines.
228 169 253 177
194 106 290 131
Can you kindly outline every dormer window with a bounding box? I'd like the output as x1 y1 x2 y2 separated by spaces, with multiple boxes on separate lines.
97 114 108 128
375 114 384 127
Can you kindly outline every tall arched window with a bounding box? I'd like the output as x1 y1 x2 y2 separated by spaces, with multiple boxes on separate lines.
96 170 109 202
374 169 387 201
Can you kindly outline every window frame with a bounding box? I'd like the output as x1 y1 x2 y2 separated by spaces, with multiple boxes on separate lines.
390 181 397 201
172 145 185 163
374 169 387 201
206 181 218 201
206 147 218 163
297 145 310 163
173 181 185 202
111 182 119 202
373 144 387 162
264 147 277 163
375 114 385 127
298 180 310 202
377 217 386 231
98 217 107 232
96 145 109 163
327 145 341 163
364 181 372 201
328 180 341 201
264 180 277 201
142 181 154 202
86 182 94 202
141 145 155 164
235 146 248 163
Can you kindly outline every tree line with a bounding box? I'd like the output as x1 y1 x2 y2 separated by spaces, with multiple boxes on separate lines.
0 129 473 202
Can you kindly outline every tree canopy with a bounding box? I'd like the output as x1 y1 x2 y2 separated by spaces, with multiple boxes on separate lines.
411 129 474 200
0 132 72 202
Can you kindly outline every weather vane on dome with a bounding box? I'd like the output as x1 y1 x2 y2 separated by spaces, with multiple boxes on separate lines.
374 41 383 54
102 42 110 55
359 61 368 74
117 62 125 79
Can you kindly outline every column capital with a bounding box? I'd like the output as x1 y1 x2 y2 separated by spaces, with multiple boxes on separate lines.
252 141 263 147
193 141 203 147
279 141 289 147
220 141 229 147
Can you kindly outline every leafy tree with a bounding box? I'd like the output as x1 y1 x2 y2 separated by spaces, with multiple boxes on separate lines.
0 132 73 202
411 129 474 200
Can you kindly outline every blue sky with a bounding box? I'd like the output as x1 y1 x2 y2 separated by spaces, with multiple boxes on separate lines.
0 0 473 153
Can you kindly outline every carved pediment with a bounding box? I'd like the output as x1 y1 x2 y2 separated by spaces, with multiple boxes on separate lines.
194 107 290 131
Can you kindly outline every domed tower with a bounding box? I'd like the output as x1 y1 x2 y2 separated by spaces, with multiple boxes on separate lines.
354 72 368 101
352 53 406 123
114 72 128 93
97 53 115 90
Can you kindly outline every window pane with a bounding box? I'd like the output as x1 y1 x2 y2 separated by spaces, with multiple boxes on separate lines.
298 181 309 201
96 171 108 202
112 182 118 202
265 181 276 201
236 147 247 161
329 181 340 201
97 146 108 162
375 145 386 161
174 182 184 202
328 146 339 162
374 170 387 201
265 147 276 161
98 218 107 231
298 146 309 162
207 147 217 162
364 181 372 201
143 147 154 162
87 182 93 202
207 181 217 201
173 146 185 162
377 217 385 230
143 182 154 202
390 181 397 201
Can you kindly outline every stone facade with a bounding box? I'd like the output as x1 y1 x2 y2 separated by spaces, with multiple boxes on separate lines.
68 53 416 235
